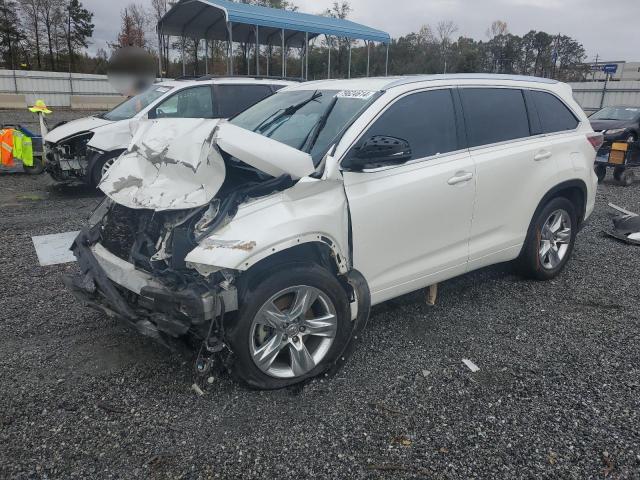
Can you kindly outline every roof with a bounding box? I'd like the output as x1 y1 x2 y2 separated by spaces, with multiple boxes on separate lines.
157 77 296 88
282 74 561 92
158 0 390 46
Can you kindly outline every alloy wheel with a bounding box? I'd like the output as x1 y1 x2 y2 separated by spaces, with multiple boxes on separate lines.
249 285 338 379
101 157 117 180
539 209 572 270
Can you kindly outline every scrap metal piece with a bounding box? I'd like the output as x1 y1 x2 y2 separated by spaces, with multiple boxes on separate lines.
605 204 640 245
32 231 80 266
462 359 480 372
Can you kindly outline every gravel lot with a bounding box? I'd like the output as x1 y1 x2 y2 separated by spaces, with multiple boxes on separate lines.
1 166 639 479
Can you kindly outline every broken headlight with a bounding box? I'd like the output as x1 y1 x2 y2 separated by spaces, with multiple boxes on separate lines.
87 197 113 227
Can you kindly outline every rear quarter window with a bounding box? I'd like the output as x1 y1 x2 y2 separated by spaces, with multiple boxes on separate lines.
530 90 579 133
216 84 274 118
460 88 531 147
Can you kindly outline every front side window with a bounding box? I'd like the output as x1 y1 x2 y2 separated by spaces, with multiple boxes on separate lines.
349 89 459 162
102 85 173 121
151 86 214 119
217 84 274 118
460 88 531 147
531 90 579 133
231 89 376 163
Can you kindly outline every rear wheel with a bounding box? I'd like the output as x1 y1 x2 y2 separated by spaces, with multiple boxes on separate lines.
594 164 606 182
225 264 351 389
517 197 578 280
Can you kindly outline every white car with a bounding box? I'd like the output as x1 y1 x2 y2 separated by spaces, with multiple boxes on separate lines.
66 74 602 389
44 77 295 186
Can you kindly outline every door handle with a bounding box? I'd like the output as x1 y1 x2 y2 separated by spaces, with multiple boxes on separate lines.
447 171 473 185
534 150 552 161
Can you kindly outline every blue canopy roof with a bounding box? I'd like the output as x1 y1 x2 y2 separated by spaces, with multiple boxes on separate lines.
158 0 391 46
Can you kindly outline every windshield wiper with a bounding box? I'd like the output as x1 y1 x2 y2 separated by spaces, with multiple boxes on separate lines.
301 95 339 153
254 90 323 134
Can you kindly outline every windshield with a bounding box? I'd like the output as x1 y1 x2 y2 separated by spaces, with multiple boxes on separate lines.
102 85 173 121
591 106 640 121
230 89 377 162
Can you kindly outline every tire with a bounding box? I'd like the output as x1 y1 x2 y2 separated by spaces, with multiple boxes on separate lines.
619 169 635 187
594 164 606 183
23 156 44 175
613 166 625 182
90 154 118 187
517 196 578 281
225 264 352 389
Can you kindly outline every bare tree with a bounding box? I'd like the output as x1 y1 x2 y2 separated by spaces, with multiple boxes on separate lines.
19 0 43 68
486 20 508 39
436 20 458 73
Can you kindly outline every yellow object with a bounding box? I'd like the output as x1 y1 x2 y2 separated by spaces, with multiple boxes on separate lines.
611 142 629 152
28 99 52 114
0 128 14 166
13 130 33 167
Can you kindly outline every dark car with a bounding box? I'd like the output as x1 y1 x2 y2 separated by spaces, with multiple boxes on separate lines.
589 106 640 146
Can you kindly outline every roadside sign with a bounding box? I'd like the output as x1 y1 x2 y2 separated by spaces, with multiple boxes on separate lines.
603 64 618 74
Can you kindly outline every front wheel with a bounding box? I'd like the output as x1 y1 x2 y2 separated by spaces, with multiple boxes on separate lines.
23 156 44 175
91 154 118 187
517 197 578 280
225 264 352 389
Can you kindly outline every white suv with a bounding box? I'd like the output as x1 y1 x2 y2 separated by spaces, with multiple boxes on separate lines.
44 77 294 186
66 74 602 389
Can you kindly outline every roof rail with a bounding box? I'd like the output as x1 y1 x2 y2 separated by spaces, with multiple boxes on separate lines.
195 74 304 82
384 73 559 89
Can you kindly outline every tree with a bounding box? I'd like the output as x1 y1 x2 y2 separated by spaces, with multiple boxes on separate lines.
113 4 147 49
19 0 43 68
436 20 457 73
64 0 93 71
1 0 22 69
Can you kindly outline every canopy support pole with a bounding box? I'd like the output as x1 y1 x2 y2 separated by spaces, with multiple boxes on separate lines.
227 22 234 75
385 43 389 76
255 25 259 76
204 39 208 75
281 28 285 78
305 32 309 80
181 37 186 76
300 44 303 79
157 27 163 79
348 42 352 78
366 40 370 77
326 35 331 79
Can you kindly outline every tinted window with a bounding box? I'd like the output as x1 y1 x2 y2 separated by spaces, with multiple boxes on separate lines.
153 86 213 118
460 88 530 147
217 85 274 118
531 90 578 133
355 89 458 161
103 85 173 121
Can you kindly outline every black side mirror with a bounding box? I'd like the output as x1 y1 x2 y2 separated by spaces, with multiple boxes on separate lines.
343 135 412 171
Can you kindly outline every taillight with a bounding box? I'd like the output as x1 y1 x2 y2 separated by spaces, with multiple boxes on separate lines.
587 132 604 151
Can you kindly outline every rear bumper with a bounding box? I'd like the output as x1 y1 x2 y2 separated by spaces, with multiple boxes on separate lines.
65 227 236 345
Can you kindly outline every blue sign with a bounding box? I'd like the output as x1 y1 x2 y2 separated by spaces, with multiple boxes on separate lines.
603 64 618 74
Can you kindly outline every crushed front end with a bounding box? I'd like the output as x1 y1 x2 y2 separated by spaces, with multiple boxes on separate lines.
45 132 94 183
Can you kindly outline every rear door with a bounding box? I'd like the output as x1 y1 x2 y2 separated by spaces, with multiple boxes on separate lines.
342 88 475 305
214 84 276 118
461 87 561 270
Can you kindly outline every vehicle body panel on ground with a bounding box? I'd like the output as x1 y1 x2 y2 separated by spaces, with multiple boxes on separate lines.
65 74 599 389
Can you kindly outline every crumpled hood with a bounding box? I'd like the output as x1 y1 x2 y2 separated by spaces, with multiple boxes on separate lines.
100 119 316 211
45 115 114 143
100 118 225 211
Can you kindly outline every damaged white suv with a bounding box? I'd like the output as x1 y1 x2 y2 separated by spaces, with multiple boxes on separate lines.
66 74 602 389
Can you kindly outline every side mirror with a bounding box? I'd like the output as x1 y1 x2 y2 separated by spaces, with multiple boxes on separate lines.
343 135 412 171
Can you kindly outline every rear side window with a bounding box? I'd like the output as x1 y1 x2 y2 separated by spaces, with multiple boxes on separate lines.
356 89 458 161
530 90 579 133
216 84 274 118
460 88 530 147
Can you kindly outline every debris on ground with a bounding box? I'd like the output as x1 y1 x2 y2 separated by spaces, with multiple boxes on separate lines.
605 203 640 245
462 359 480 372
31 231 79 266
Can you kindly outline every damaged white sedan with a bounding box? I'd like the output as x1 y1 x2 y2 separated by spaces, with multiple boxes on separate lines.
66 75 600 389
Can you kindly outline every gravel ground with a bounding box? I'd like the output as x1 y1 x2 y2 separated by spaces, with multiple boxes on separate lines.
1 169 639 479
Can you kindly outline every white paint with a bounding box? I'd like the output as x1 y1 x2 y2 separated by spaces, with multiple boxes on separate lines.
32 231 79 266
214 123 316 179
91 243 164 294
462 359 480 373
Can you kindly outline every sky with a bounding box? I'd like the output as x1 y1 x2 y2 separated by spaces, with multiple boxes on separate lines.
86 0 639 62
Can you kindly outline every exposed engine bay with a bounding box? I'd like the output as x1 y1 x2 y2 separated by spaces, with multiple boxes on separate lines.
45 132 94 182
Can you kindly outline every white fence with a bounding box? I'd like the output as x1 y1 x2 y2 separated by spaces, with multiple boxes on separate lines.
569 81 640 113
0 69 121 107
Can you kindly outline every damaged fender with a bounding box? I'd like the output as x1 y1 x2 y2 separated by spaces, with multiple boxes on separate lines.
185 177 350 275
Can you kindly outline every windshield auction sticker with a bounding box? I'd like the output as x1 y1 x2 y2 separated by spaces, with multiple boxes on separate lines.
336 90 376 99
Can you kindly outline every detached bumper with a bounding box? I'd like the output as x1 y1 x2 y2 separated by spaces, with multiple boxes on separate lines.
65 228 234 344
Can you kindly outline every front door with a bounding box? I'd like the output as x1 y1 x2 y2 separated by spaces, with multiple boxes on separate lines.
342 89 475 305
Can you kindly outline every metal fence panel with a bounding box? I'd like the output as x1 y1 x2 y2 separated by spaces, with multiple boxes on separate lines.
570 81 640 113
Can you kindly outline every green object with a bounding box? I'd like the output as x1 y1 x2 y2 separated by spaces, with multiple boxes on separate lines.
13 130 33 167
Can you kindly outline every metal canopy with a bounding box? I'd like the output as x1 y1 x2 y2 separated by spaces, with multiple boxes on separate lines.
158 0 390 47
